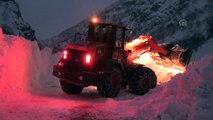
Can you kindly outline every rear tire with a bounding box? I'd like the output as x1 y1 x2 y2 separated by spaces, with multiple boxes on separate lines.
97 65 122 98
60 80 83 94
129 66 157 95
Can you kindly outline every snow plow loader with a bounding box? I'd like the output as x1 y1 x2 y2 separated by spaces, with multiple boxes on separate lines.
53 17 192 98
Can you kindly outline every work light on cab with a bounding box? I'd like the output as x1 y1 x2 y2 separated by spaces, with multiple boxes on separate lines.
91 16 99 23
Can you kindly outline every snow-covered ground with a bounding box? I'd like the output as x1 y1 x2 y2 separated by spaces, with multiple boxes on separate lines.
0 33 213 120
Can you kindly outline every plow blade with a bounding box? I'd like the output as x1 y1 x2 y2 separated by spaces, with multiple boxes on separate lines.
160 44 193 67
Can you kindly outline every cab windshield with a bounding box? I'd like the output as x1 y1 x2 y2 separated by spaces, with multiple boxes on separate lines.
88 23 113 43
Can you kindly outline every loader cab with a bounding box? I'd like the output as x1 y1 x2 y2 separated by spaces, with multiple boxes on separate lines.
88 22 126 60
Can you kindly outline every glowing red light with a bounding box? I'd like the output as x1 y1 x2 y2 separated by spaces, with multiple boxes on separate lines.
92 18 97 23
63 50 68 59
85 54 91 64
91 17 99 23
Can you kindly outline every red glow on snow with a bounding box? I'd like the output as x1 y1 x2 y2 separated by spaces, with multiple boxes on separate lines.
0 27 3 40
85 54 91 64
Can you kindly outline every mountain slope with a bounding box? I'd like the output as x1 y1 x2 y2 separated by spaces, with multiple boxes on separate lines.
0 0 36 41
45 0 212 52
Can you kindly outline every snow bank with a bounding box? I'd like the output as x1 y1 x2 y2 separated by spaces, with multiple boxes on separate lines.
133 54 213 120
0 34 212 120
0 34 61 100
0 27 3 40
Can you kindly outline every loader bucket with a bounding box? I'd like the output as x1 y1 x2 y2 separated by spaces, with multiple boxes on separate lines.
179 48 192 66
168 47 192 67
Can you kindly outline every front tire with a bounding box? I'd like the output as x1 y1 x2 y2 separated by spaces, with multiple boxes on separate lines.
128 66 157 95
97 65 122 98
60 80 83 94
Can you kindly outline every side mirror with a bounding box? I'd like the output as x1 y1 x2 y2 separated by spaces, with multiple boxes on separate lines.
125 30 134 42
130 30 133 35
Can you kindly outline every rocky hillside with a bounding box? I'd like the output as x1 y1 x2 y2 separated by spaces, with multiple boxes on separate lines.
45 0 212 52
0 0 36 41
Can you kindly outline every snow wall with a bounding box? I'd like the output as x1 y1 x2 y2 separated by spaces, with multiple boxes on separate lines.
0 34 61 97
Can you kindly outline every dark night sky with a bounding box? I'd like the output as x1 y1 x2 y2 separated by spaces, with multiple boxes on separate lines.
16 0 118 39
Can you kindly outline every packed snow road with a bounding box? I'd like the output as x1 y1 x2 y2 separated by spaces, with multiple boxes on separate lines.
0 34 213 120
